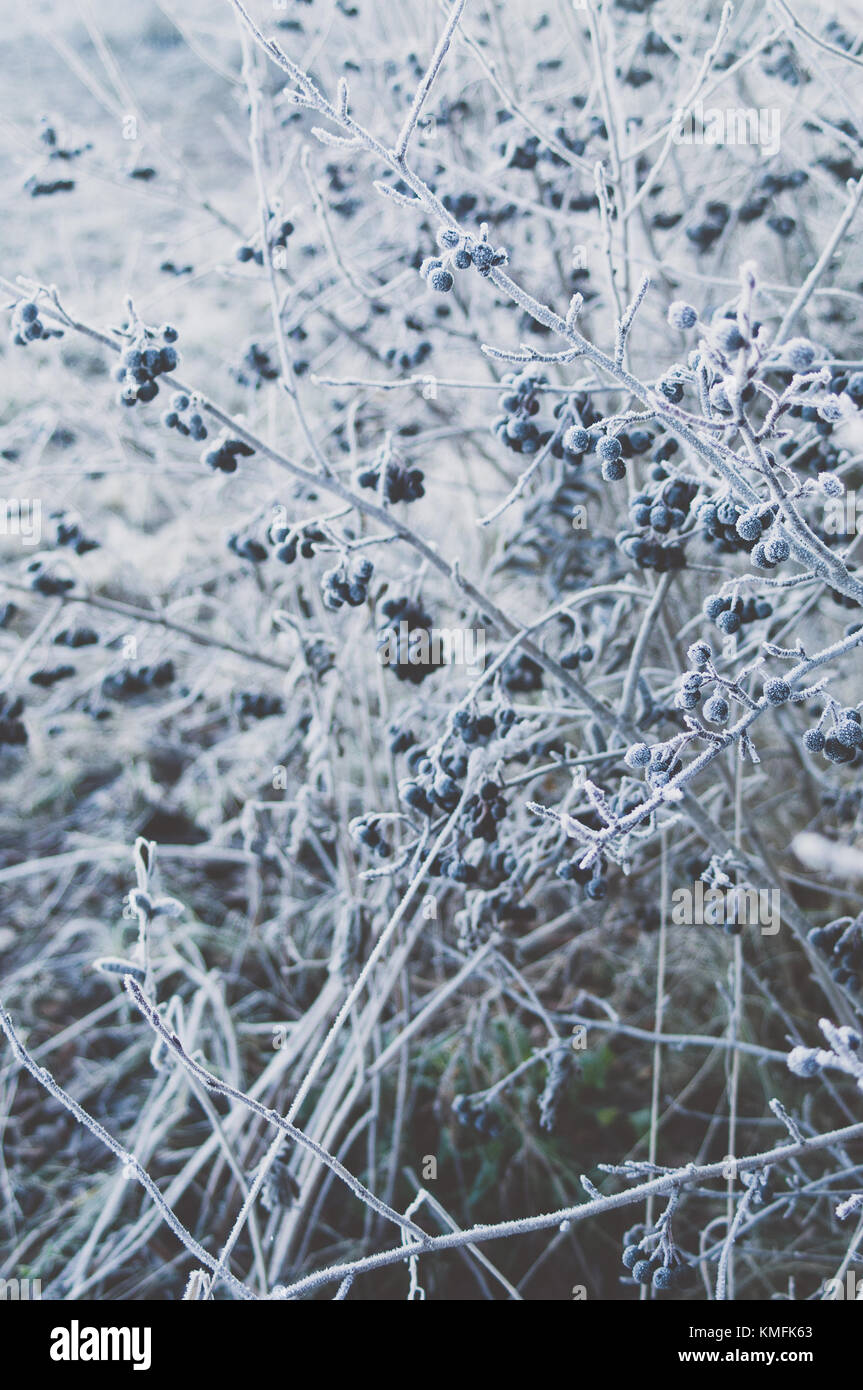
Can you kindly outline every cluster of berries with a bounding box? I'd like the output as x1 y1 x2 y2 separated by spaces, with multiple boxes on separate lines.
491 372 550 457
451 1094 502 1136
824 18 857 52
352 818 393 861
697 496 787 568
322 556 374 610
560 641 593 671
771 214 798 238
624 741 683 789
808 915 863 995
502 654 544 694
270 521 328 564
407 742 467 781
394 747 466 852
803 708 863 765
686 199 731 253
234 342 279 387
464 781 508 843
163 393 208 441
51 513 99 555
102 660 175 700
30 665 75 688
27 177 75 197
651 205 683 232
505 133 550 170
419 255 455 295
431 849 476 884
787 363 863 437
784 432 845 481
598 426 654 466
497 653 539 695
441 191 482 222
325 164 361 218
674 668 715 716
421 227 508 294
383 339 432 373
26 561 75 596
702 592 772 636
0 695 27 747
204 434 254 473
504 115 603 172
627 476 699 545
11 299 63 346
556 856 607 899
358 445 424 503
268 214 294 253
738 168 808 224
621 1232 688 1291
55 626 98 648
399 769 451 820
376 596 436 684
235 241 264 266
564 420 640 473
555 389 604 445
116 326 179 406
676 641 734 724
400 742 476 831
463 893 536 949
235 692 284 720
228 532 268 564
483 845 518 885
760 39 805 85
388 724 415 756
595 434 628 482
454 705 516 744
618 531 685 572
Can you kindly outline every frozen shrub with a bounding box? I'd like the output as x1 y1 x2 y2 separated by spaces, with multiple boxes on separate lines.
1 0 863 1313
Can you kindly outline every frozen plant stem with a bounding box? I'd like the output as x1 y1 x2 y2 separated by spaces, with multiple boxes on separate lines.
393 0 468 165
0 277 619 733
775 172 863 343
206 782 474 1295
0 997 258 1300
225 4 863 607
270 1120 863 1299
123 978 425 1242
6 0 863 1305
644 828 669 1272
